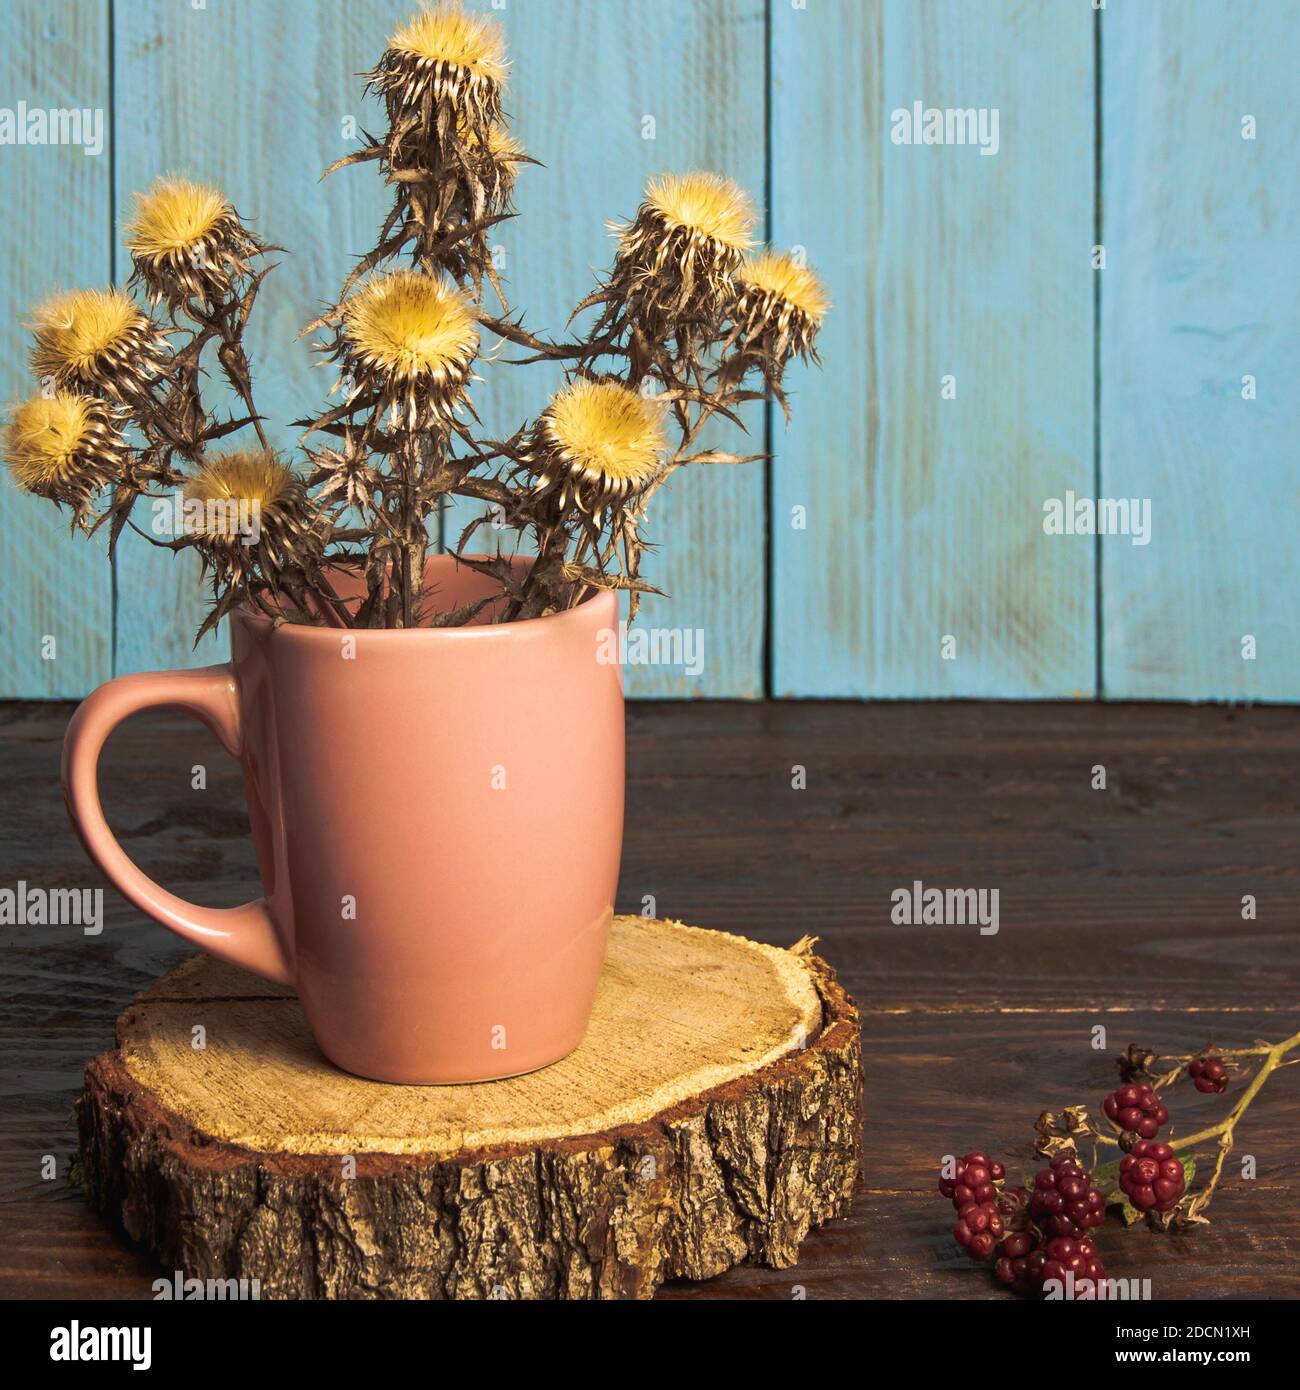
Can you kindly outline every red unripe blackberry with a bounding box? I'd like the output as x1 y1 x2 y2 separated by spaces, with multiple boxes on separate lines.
1041 1236 1106 1288
1077 1237 1106 1282
1000 1231 1034 1260
1103 1082 1168 1138
968 1231 996 1260
1190 1049 1229 1094
954 1200 1004 1259
1028 1153 1106 1237
994 1231 1042 1294
1119 1138 1184 1213
938 1150 1005 1210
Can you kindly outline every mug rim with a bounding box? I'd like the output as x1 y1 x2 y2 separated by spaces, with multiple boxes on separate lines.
233 555 618 644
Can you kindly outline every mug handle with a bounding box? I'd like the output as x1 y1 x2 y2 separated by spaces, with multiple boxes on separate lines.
61 665 294 987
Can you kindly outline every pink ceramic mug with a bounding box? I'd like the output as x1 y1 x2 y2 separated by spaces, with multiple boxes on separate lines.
61 556 624 1083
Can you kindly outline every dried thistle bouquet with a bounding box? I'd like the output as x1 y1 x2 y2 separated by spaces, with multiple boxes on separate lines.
3 3 827 640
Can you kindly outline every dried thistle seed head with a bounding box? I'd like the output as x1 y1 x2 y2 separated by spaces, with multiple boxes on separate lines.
3 390 129 522
644 172 757 252
525 379 666 515
369 3 507 140
28 287 168 405
610 172 757 340
337 269 479 429
184 448 297 539
125 176 264 309
733 249 829 367
185 449 318 577
387 2 509 84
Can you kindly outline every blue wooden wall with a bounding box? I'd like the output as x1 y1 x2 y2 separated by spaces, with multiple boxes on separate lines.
1 0 1296 701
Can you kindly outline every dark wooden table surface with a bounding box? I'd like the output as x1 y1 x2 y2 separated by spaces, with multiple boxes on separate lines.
2 699 1297 1300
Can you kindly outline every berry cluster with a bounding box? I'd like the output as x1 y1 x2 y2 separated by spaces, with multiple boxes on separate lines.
939 1151 1110 1297
934 1041 1266 1299
1119 1139 1185 1213
938 1151 1004 1209
1190 1048 1228 1094
1103 1082 1169 1138
940 1153 1010 1261
1029 1152 1106 1237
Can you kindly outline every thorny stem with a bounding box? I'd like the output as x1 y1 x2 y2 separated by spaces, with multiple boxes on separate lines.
203 299 274 455
505 491 566 622
308 570 354 628
248 586 285 622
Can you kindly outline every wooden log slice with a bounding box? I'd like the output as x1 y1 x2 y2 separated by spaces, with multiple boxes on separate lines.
76 916 862 1299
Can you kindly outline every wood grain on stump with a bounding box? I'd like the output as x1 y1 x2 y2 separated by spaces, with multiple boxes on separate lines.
76 916 862 1299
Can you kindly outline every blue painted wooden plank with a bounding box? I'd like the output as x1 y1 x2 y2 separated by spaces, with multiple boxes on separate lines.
0 0 113 698
770 0 1096 697
445 0 767 697
1101 1 1300 700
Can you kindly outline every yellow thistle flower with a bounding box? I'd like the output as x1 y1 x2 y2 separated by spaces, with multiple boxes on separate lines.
610 171 758 344
338 270 479 429
29 287 167 403
737 251 829 327
369 3 507 136
644 173 756 254
186 449 294 529
343 271 479 379
3 391 128 520
184 450 316 580
127 177 228 258
730 249 829 385
125 176 264 308
388 3 509 83
527 379 666 515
